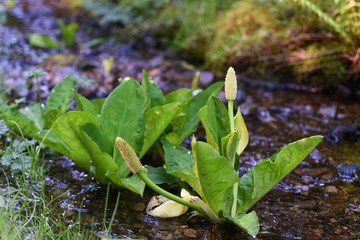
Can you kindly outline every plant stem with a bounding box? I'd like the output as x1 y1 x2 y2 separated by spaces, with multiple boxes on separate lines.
136 170 206 215
228 100 238 218
228 100 235 134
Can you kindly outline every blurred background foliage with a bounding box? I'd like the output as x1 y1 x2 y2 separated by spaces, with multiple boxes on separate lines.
82 0 360 87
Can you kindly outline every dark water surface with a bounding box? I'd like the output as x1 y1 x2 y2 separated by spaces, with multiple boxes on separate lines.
1 1 359 239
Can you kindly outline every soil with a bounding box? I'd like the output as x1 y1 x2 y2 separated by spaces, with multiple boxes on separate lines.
1 1 359 239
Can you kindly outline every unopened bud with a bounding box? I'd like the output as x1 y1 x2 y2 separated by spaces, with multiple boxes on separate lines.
225 67 237 101
115 137 143 173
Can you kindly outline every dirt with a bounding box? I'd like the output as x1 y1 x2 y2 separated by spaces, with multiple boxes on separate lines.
1 1 359 239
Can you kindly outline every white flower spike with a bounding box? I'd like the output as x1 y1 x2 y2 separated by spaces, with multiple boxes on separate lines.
225 67 237 101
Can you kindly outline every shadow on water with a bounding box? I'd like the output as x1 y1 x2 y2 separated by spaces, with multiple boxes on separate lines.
0 1 359 239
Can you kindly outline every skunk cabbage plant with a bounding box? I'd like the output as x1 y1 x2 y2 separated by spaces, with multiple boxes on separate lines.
39 72 223 195
117 68 323 237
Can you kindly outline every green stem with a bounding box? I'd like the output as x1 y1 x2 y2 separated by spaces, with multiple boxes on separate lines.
137 170 205 215
228 100 235 134
228 100 238 218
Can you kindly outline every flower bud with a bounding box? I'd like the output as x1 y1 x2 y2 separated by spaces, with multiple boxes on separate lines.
225 67 237 101
116 137 142 173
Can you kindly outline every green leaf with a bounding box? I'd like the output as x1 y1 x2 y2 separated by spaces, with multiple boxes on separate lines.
237 135 323 213
165 89 193 143
225 211 260 237
141 71 166 108
19 103 44 131
146 165 177 185
44 111 99 172
140 102 180 158
198 96 230 151
220 131 239 166
74 92 99 116
91 98 105 114
47 75 76 112
0 104 39 137
178 82 224 142
195 141 238 215
234 107 249 155
29 33 61 49
59 21 79 48
81 123 112 154
100 79 147 155
106 171 145 196
165 88 192 105
37 130 71 156
162 138 202 196
45 75 76 127
79 128 118 182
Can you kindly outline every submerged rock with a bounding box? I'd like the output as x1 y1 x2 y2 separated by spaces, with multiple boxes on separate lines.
324 125 360 144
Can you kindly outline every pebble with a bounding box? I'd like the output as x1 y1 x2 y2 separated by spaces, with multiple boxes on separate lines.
199 71 214 86
131 202 146 212
324 186 339 194
296 200 317 210
183 228 198 238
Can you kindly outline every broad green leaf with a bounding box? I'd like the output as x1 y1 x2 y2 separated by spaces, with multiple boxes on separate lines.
46 111 99 171
225 211 259 237
141 71 166 108
91 98 105 114
45 75 76 127
37 130 71 156
81 123 112 154
196 141 238 215
146 165 177 185
234 108 249 155
44 109 59 129
178 82 224 142
59 21 79 48
140 102 181 158
165 89 193 144
47 75 75 113
165 88 192 105
237 135 323 213
19 103 44 131
29 33 61 49
162 139 202 196
100 79 147 155
74 92 99 116
106 171 145 196
198 96 230 151
79 128 118 182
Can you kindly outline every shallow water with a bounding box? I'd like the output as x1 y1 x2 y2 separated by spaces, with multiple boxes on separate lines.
1 1 359 239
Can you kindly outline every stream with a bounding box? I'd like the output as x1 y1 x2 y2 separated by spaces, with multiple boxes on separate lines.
0 1 359 239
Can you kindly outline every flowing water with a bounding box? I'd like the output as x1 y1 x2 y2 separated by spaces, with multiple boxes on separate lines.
0 1 359 239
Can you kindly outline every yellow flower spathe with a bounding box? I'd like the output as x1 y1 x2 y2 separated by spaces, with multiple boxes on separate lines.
225 67 237 101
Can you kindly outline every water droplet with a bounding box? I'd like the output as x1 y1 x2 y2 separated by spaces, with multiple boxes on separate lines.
89 165 96 175
192 89 202 96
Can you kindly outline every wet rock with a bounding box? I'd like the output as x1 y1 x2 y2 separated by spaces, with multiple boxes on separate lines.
131 202 146 212
295 200 317 210
324 125 360 144
319 105 337 118
183 228 198 238
257 109 274 123
293 167 329 177
199 71 214 86
324 186 339 194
